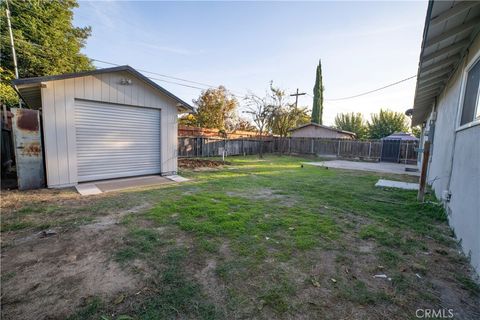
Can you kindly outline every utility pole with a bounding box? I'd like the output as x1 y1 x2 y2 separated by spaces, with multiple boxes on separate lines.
5 0 19 79
290 88 306 109
5 0 22 108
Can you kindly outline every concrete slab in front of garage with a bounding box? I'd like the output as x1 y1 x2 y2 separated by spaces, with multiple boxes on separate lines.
76 175 187 195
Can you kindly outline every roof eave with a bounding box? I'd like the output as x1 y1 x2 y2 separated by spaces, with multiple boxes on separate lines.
288 123 356 137
411 0 480 126
11 65 195 112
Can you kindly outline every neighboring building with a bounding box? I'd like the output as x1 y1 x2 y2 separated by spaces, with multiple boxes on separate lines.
289 123 356 139
412 1 480 274
13 66 193 188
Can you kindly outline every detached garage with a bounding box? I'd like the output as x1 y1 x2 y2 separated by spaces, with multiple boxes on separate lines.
13 66 193 188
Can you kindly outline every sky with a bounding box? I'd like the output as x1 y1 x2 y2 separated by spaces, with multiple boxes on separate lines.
73 0 428 126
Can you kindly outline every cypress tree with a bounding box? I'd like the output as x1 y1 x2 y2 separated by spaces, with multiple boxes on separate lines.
311 60 324 124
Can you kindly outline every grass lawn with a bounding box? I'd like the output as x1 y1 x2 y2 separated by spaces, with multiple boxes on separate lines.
1 155 479 320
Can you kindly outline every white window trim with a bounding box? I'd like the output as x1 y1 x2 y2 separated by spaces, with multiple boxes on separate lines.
456 50 480 132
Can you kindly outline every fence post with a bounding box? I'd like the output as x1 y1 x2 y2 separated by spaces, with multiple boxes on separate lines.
337 140 341 157
288 138 291 154
368 141 372 158
378 141 383 162
418 141 430 201
310 138 314 154
405 141 409 164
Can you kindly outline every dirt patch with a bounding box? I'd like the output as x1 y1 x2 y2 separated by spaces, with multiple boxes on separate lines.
1 225 139 320
1 188 84 211
194 259 228 312
0 204 154 320
80 203 151 232
179 158 230 169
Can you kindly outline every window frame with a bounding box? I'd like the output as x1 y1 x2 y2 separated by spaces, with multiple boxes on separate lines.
456 50 480 132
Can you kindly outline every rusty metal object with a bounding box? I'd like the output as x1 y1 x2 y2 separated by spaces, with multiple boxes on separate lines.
20 141 41 157
11 108 45 190
15 108 39 132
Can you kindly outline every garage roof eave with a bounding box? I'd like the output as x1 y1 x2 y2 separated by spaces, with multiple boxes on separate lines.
14 83 43 109
411 0 480 126
12 65 195 112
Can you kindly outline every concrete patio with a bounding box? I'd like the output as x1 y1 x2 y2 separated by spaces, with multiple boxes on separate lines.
304 160 420 176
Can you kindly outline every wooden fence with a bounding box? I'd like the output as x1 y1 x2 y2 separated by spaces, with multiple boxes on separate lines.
178 137 418 163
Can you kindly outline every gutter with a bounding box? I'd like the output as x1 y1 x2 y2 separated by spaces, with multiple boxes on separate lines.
412 0 435 126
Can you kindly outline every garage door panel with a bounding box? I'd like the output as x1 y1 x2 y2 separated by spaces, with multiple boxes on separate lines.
78 161 160 170
75 117 161 126
78 164 160 176
77 141 161 149
75 100 161 182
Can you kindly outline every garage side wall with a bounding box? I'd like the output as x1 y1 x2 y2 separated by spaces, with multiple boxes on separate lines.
41 71 178 187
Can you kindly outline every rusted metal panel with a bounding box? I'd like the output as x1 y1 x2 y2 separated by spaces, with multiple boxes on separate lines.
11 108 45 190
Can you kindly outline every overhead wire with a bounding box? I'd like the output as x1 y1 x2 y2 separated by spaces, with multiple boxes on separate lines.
91 59 218 89
4 15 417 104
321 75 417 101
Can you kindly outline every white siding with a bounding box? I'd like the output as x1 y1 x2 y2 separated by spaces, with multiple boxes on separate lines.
41 71 180 187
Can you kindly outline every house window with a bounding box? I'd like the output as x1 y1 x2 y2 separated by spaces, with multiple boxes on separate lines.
460 58 480 126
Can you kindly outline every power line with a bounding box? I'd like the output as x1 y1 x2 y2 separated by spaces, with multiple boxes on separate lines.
322 75 417 101
2 36 245 96
92 59 218 89
91 59 246 98
4 28 417 103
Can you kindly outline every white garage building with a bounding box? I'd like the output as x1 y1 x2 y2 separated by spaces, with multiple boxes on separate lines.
13 66 193 188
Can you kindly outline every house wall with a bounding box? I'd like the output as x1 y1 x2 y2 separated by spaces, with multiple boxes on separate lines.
290 126 354 139
41 71 179 188
425 35 480 274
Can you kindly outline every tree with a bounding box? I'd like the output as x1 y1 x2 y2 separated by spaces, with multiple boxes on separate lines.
269 105 310 137
1 0 93 107
235 118 256 131
334 112 367 139
311 59 324 124
178 113 198 127
367 109 409 139
244 93 272 158
411 126 422 138
267 85 310 137
194 86 238 131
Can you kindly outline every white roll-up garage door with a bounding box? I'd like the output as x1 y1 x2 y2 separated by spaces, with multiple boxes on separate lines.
75 100 161 182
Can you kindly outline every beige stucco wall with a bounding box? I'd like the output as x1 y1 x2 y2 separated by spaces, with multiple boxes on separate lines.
40 71 179 188
290 125 354 139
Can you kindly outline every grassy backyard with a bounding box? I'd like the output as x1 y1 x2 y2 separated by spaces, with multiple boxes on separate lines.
1 156 479 320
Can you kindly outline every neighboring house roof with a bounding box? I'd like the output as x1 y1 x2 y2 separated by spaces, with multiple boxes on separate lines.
288 123 356 137
412 1 480 126
382 132 419 141
12 65 194 112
